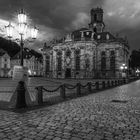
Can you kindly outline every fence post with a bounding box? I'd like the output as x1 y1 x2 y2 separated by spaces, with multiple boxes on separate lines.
95 82 99 90
88 82 92 93
76 83 81 96
102 81 105 89
60 84 65 99
36 86 43 105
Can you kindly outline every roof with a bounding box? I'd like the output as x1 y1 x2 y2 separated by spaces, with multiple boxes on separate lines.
96 32 115 41
11 47 42 61
0 49 6 57
71 28 116 42
72 28 90 41
91 7 103 13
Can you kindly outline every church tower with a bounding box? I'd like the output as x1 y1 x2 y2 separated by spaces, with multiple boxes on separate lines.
89 7 105 33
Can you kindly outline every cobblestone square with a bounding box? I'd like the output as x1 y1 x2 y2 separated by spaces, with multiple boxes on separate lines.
0 78 140 139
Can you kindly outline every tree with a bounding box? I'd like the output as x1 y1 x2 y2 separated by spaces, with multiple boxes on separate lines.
0 37 20 57
130 50 140 69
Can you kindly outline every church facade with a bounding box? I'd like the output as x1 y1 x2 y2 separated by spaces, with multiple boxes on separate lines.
42 7 130 79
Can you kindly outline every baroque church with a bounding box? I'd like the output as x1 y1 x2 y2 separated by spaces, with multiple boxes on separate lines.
42 7 130 78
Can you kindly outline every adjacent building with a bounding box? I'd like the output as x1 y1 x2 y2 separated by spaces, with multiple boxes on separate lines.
43 8 130 78
0 49 11 77
11 48 43 76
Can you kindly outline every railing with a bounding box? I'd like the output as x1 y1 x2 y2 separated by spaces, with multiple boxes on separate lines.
35 77 138 105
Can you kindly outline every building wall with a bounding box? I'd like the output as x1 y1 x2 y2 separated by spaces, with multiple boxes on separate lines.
43 40 129 79
0 53 11 77
11 57 43 76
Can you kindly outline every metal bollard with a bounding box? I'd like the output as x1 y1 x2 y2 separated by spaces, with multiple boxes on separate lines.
118 80 120 85
36 86 43 105
16 81 27 108
111 81 114 86
107 81 110 88
115 80 117 86
123 78 126 84
95 82 99 90
88 82 92 93
102 81 105 89
60 84 65 99
121 79 123 84
76 83 81 96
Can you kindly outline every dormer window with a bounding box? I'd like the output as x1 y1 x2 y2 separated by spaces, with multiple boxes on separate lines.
97 35 101 39
106 34 110 40
86 32 89 35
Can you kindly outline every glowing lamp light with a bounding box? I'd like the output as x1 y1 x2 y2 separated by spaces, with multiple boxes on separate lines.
31 27 38 39
120 66 123 70
136 69 140 73
18 23 27 35
28 69 31 75
5 22 13 38
18 9 27 24
125 66 127 69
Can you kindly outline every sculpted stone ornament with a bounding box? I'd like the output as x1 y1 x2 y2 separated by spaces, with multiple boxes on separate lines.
66 57 71 65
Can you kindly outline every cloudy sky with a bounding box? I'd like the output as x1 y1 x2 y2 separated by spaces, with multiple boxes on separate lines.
0 0 140 51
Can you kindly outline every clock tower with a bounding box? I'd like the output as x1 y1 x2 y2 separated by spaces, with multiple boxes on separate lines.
89 7 105 33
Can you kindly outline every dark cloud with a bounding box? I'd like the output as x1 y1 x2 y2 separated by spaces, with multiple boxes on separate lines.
0 0 139 51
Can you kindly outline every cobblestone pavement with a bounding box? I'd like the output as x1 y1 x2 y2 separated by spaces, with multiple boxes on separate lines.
0 80 140 140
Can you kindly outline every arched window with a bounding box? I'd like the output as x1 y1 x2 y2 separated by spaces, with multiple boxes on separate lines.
75 50 80 71
57 51 62 71
93 27 97 33
85 58 90 68
66 49 71 57
93 56 95 70
110 51 115 70
101 51 106 70
94 14 97 21
45 55 50 74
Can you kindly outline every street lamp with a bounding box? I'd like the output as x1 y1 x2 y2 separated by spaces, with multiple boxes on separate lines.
5 22 13 39
120 63 128 78
5 9 38 108
136 69 140 77
5 9 38 66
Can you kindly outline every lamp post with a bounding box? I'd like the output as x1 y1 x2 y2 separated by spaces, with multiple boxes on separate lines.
5 9 38 66
5 9 38 108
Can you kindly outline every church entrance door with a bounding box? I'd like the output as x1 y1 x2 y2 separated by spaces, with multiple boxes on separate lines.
65 68 71 78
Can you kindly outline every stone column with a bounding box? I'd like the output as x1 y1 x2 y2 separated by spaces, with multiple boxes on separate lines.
81 31 85 41
91 32 94 41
